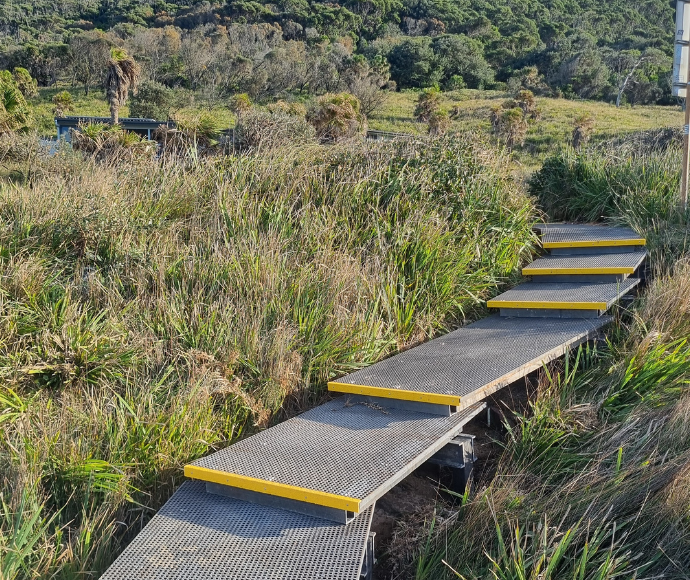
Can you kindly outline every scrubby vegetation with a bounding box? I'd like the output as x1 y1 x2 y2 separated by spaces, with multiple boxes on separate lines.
0 133 537 578
0 3 689 575
403 129 690 580
0 0 676 106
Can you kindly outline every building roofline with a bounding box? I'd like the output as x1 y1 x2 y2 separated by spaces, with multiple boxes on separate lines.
55 116 175 127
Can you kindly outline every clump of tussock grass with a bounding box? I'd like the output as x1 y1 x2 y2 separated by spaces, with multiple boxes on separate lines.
530 146 680 226
408 259 690 580
71 122 157 163
529 143 690 269
0 133 536 578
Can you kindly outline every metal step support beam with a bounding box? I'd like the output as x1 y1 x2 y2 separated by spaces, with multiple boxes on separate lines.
427 434 476 493
360 533 376 580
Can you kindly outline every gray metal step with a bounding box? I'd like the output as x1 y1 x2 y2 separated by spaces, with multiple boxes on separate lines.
523 251 647 283
185 399 485 521
100 481 374 580
534 223 645 252
487 279 639 318
329 315 609 406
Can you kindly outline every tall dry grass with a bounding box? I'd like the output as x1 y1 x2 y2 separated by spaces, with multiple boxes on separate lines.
0 133 537 578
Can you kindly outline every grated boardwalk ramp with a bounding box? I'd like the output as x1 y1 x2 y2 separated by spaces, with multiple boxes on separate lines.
100 481 374 580
487 279 639 313
328 316 609 406
103 223 646 580
523 252 646 277
535 223 645 249
186 399 485 514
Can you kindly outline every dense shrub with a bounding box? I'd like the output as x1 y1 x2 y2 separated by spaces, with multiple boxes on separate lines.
129 80 176 120
0 70 32 134
307 92 366 142
155 112 223 155
71 122 156 162
234 107 315 149
52 90 74 117
529 146 679 225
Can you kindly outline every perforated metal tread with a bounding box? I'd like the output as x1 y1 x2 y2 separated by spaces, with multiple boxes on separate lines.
329 315 609 405
100 481 373 580
186 399 484 513
534 223 645 248
523 252 647 275
487 279 639 310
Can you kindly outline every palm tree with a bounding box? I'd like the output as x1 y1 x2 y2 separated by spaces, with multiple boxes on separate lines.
105 48 140 125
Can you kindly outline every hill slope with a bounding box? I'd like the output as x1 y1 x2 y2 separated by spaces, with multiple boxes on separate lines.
0 0 676 104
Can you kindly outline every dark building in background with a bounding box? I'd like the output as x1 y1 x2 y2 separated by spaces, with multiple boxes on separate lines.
55 117 175 141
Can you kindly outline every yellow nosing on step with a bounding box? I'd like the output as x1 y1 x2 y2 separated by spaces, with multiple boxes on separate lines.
487 300 607 310
542 239 645 249
184 465 361 512
328 382 461 406
522 267 635 275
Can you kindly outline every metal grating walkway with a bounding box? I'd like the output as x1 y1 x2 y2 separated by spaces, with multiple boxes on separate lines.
534 223 645 248
328 316 609 405
487 279 639 311
523 251 646 276
186 399 484 513
100 481 374 580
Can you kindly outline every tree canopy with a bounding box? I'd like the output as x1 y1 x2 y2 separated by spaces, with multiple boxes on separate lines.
0 0 677 104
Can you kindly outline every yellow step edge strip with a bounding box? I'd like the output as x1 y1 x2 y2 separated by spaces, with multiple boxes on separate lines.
522 267 635 275
328 381 461 406
542 239 645 249
184 465 361 512
487 300 607 310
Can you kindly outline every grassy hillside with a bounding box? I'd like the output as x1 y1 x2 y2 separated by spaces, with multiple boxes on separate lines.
370 90 683 160
30 87 684 166
0 134 537 578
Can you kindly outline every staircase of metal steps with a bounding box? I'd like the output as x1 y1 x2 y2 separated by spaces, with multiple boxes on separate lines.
488 223 646 319
100 223 646 580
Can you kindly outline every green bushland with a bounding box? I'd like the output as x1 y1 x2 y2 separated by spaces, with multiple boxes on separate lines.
0 133 536 578
0 1 675 106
